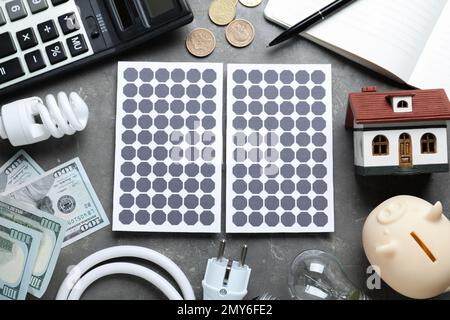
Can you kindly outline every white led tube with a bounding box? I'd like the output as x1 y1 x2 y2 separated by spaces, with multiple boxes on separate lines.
67 262 183 300
56 246 195 300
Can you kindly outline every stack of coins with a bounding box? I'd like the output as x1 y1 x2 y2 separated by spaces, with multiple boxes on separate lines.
186 0 261 58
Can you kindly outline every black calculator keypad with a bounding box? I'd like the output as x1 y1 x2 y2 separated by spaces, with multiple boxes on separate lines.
6 0 28 21
0 32 17 59
17 28 38 50
27 0 48 14
0 58 25 84
25 50 46 72
45 41 67 64
0 0 93 91
38 20 59 42
58 12 79 35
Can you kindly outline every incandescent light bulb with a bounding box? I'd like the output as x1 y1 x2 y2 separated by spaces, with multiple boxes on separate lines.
288 250 369 300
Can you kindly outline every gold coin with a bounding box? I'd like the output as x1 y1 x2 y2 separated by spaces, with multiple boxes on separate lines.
225 0 238 6
209 0 236 26
239 0 262 7
218 0 238 6
226 19 255 48
186 28 216 58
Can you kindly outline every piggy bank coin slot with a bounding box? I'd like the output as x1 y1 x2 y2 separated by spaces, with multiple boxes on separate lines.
410 232 437 263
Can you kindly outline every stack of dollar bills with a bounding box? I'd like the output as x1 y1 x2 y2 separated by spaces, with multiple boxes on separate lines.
0 151 110 300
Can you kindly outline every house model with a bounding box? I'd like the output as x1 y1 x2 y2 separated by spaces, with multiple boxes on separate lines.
346 87 450 176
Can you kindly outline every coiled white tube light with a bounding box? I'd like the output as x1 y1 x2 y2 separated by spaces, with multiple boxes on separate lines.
0 92 89 146
56 246 195 300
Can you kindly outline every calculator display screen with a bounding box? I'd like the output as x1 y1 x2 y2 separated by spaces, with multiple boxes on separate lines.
143 0 175 18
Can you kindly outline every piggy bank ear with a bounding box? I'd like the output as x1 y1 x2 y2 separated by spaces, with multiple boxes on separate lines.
426 201 443 222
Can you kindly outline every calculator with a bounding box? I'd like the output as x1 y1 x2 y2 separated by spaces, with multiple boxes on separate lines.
0 0 193 96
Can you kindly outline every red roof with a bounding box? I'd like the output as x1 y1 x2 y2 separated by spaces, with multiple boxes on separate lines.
345 88 450 128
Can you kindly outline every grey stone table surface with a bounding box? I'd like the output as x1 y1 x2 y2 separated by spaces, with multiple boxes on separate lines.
0 0 449 300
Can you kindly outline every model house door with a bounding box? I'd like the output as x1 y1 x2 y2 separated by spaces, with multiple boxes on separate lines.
399 133 412 168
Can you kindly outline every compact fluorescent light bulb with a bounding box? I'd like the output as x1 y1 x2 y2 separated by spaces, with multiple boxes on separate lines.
0 92 89 147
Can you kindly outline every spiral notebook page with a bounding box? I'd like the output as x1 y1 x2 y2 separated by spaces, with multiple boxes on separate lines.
265 0 449 91
410 1 450 92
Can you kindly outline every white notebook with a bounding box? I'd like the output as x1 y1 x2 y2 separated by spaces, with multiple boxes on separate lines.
265 0 450 94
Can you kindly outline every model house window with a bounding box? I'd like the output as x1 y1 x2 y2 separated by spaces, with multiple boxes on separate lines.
391 96 413 113
421 133 437 154
397 100 409 108
372 135 389 156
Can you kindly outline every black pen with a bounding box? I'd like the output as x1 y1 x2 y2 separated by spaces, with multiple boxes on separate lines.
268 0 356 47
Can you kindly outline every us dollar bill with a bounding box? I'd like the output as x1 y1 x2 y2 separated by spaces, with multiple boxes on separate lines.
0 216 42 300
0 195 67 298
0 151 44 194
6 158 110 247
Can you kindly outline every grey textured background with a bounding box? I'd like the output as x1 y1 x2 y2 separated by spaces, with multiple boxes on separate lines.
0 0 449 300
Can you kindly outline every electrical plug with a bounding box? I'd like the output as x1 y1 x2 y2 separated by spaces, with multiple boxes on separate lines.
202 240 251 300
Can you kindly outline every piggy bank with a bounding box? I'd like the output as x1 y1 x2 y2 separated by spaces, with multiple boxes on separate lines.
363 195 450 299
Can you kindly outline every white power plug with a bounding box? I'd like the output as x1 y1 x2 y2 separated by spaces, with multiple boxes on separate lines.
202 240 251 300
0 92 89 147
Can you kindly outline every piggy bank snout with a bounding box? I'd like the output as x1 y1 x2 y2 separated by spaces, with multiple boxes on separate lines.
376 202 405 225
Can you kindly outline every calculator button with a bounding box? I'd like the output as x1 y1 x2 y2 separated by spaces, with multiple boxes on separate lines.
25 50 46 72
0 8 6 26
0 58 25 85
6 0 28 21
58 12 80 35
45 42 67 64
17 28 38 50
51 0 68 5
67 34 88 57
0 33 17 59
38 20 59 42
27 0 48 14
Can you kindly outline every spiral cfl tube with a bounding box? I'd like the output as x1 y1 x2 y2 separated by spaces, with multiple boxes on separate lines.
0 92 89 146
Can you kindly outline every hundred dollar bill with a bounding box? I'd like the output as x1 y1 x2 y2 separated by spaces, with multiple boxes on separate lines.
6 158 110 247
0 216 42 300
0 195 67 298
0 150 44 194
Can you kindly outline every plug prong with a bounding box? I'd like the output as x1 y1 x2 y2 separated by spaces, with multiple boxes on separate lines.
217 239 226 261
240 245 248 267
